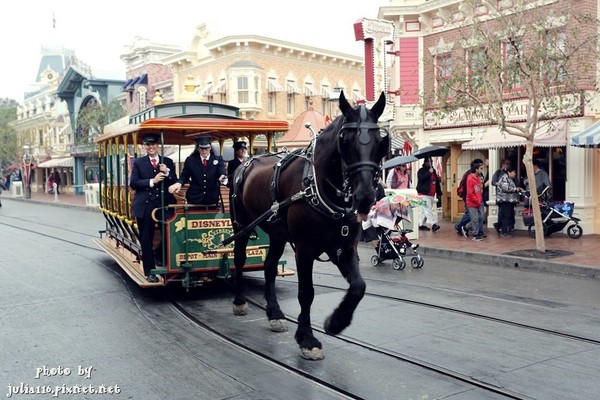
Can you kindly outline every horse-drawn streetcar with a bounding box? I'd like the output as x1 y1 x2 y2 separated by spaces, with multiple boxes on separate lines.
96 91 391 359
93 101 293 288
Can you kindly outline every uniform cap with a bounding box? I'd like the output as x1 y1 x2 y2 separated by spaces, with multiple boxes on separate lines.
142 133 160 144
195 136 212 148
233 141 247 151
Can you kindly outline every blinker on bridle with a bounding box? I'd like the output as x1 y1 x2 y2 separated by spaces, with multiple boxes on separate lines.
338 105 385 178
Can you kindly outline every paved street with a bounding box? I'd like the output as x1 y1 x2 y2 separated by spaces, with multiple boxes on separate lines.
1 199 600 399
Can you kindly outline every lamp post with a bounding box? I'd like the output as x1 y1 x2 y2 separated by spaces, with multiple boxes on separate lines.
22 145 32 199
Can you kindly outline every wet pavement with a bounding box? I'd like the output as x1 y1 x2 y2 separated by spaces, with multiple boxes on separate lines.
3 189 599 279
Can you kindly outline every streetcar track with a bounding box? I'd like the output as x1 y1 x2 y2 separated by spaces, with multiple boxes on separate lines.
246 275 600 347
169 300 363 400
7 218 598 347
6 218 594 399
172 296 529 400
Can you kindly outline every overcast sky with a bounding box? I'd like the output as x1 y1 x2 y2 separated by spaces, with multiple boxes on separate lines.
2 0 390 102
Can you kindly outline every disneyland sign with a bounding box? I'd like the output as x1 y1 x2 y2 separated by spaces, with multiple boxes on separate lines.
424 93 582 129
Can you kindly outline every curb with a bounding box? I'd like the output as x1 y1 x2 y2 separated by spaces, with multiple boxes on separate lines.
419 246 599 280
3 197 99 212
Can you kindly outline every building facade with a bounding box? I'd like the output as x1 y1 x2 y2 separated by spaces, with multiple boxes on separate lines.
378 0 600 234
128 24 367 126
10 46 85 194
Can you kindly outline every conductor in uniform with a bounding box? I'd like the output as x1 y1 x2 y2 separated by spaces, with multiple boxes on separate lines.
168 136 227 206
226 140 248 187
130 133 178 282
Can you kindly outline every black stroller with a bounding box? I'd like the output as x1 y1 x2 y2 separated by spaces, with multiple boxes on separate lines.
523 186 583 239
370 227 424 270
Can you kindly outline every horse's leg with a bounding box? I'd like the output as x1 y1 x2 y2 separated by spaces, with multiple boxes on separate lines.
263 237 287 332
232 233 250 315
324 242 366 335
294 249 324 360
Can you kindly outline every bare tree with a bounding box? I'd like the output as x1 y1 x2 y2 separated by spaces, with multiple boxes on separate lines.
423 0 600 252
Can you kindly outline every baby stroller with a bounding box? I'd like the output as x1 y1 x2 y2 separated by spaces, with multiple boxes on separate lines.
522 186 583 239
370 227 424 270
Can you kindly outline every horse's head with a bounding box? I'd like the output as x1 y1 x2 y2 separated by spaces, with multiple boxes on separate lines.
337 90 388 220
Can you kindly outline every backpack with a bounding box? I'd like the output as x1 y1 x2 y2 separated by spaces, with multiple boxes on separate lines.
457 170 469 200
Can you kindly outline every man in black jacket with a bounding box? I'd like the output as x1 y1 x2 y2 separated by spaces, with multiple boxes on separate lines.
168 136 227 206
416 158 442 232
130 133 178 282
227 140 248 187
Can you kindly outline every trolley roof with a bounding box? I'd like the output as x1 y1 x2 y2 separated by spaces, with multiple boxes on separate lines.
96 101 289 145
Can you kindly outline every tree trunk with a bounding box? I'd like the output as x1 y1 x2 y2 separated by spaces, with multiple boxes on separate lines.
523 142 546 252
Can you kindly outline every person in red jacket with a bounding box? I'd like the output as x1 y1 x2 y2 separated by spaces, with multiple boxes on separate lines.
466 159 485 241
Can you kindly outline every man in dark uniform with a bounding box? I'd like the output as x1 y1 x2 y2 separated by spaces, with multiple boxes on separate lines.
52 170 61 194
227 140 248 187
168 136 227 206
130 133 178 282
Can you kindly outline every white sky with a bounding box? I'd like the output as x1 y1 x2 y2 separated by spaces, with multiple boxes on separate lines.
2 0 390 102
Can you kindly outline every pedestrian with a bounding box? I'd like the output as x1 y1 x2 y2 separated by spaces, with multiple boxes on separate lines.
416 157 442 232
4 174 11 190
482 158 490 223
524 159 551 198
360 179 386 250
491 159 514 233
52 170 61 195
386 164 411 189
47 174 54 194
168 136 227 206
496 166 522 237
130 133 178 282
466 159 485 241
227 140 248 188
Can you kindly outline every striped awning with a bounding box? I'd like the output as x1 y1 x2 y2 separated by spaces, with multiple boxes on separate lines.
214 80 227 94
304 84 318 96
352 90 364 102
329 90 343 100
36 157 74 168
570 120 600 148
202 83 214 96
267 78 284 92
287 81 301 94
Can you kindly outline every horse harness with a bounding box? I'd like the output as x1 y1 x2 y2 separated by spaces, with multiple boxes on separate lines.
222 110 382 247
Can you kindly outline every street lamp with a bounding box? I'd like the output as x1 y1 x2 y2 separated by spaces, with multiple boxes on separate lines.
22 144 32 199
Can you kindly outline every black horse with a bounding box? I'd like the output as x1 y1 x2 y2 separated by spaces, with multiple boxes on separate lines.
230 91 388 360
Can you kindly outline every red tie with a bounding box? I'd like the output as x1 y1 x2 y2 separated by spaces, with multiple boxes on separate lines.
151 159 157 169
203 159 207 168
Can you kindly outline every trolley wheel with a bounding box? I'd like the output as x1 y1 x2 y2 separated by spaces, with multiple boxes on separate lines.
411 256 424 269
370 255 380 266
567 224 583 239
392 258 406 270
528 224 547 238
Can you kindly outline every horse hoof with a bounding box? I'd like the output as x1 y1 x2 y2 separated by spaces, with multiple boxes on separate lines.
269 319 288 332
300 347 325 360
233 303 248 316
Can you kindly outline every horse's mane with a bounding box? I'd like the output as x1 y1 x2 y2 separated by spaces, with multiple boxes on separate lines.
312 114 344 167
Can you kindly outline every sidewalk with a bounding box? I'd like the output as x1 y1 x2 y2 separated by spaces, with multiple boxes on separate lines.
415 218 599 279
4 190 599 279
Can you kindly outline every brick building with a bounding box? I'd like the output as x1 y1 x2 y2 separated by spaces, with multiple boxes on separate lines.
378 0 600 234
